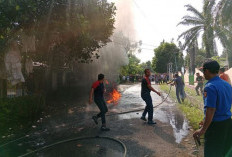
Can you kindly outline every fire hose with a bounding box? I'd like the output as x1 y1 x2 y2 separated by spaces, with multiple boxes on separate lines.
0 85 173 156
106 85 172 116
18 136 127 157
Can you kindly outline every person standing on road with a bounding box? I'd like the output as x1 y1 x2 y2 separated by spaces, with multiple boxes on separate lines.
193 60 232 157
89 74 110 131
219 67 231 85
168 73 186 104
140 69 161 125
195 73 204 96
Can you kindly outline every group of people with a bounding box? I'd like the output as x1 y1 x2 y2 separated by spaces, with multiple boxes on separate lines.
121 75 142 83
88 60 232 157
195 67 231 96
154 73 169 84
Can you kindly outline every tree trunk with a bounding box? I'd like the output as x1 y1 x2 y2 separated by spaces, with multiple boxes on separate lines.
0 79 7 98
189 46 196 75
227 49 232 68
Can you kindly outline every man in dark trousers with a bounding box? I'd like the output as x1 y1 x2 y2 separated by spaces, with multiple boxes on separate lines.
89 74 110 131
140 69 161 125
168 73 185 103
193 60 232 157
195 73 204 96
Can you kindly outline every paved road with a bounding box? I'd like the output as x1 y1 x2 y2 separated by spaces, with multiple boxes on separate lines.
0 83 200 157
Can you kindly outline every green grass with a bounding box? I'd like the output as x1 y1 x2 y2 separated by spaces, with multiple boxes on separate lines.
160 85 204 130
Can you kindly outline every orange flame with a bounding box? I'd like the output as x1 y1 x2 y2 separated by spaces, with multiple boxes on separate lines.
107 89 121 105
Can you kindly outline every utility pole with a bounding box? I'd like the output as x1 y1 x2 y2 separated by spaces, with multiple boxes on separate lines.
174 55 177 72
167 62 173 80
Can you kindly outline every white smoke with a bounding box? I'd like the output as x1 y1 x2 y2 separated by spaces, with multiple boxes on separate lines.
73 0 137 88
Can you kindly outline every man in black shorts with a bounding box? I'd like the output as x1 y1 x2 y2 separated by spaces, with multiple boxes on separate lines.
89 74 110 131
140 69 161 125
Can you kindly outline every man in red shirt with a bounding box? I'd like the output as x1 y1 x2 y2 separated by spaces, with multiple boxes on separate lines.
219 68 231 85
141 69 161 125
89 74 110 131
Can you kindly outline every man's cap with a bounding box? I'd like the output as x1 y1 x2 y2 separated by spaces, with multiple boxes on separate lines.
203 60 220 73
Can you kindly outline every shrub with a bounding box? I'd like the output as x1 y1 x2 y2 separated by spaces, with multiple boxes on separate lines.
0 96 45 134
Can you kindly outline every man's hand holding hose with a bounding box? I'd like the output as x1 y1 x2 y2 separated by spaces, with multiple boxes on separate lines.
147 84 161 96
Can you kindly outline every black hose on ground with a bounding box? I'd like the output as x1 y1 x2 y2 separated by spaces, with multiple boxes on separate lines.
18 136 127 157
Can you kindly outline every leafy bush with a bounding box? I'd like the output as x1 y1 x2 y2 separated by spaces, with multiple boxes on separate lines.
0 96 45 134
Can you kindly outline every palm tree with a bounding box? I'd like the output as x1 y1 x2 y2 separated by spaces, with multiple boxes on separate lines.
215 0 232 26
178 2 216 58
215 0 232 67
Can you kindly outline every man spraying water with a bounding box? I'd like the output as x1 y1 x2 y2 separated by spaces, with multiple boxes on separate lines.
140 69 161 125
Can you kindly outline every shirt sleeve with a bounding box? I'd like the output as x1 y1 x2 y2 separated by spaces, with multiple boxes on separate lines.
220 74 226 81
92 81 99 89
204 85 217 108
173 78 177 83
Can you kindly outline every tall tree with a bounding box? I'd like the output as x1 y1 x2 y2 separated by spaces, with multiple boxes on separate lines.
152 42 184 73
215 0 232 67
0 0 116 97
120 55 141 76
178 2 216 58
215 0 232 25
0 0 116 66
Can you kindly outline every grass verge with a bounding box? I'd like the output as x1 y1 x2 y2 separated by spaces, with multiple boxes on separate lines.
160 85 204 130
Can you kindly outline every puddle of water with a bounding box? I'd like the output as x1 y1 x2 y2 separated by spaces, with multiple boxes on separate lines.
154 107 189 144
170 118 189 143
118 112 141 120
116 84 189 144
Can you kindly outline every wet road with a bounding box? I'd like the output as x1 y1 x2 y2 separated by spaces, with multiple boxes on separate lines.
0 83 194 157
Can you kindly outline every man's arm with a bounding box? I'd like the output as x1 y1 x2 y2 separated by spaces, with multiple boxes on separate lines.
147 84 161 96
195 78 197 83
168 80 176 86
167 79 175 85
202 107 216 131
89 88 94 104
201 77 204 83
193 107 216 138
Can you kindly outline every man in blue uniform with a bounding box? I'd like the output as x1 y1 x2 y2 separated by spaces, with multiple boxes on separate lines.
193 60 232 157
140 69 161 125
89 74 110 131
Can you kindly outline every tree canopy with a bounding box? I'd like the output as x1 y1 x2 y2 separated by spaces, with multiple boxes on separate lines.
177 3 216 58
120 55 142 76
0 0 116 67
179 0 232 69
152 42 184 73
